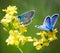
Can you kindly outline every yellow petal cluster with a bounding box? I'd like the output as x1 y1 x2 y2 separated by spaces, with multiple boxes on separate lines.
6 30 20 45
2 5 17 15
33 29 58 50
1 6 30 46
1 5 17 27
19 25 27 33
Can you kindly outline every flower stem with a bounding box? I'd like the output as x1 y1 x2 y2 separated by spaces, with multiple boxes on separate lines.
17 46 23 53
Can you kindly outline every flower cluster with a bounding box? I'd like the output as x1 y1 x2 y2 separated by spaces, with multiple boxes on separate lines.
1 6 17 27
33 29 58 50
1 5 33 46
6 30 33 46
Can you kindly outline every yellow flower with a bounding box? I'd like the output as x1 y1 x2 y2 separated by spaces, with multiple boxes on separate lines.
6 29 29 46
36 29 58 42
19 36 33 45
19 35 27 45
34 29 58 50
1 14 14 23
33 38 43 50
1 18 9 27
33 38 38 42
47 29 58 41
43 42 49 46
33 37 49 50
6 30 20 46
1 5 17 27
36 45 42 50
26 36 33 42
4 14 13 21
39 37 47 44
13 17 20 29
6 34 19 45
2 5 17 15
36 32 41 35
37 31 47 38
33 41 39 46
19 25 27 33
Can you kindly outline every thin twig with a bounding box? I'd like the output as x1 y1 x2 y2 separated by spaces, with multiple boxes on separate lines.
17 46 23 53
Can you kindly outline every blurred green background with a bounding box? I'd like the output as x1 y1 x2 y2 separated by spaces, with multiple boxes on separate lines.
0 0 60 53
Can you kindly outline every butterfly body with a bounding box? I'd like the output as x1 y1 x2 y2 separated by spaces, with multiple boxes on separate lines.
17 10 35 26
35 14 59 31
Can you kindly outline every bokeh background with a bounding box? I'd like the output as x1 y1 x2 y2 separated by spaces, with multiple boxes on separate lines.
0 0 60 53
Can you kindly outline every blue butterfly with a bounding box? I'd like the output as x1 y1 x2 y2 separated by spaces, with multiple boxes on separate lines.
17 10 35 26
35 14 59 31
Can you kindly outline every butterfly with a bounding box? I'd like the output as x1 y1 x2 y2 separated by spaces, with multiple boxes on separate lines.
35 14 59 31
17 10 35 26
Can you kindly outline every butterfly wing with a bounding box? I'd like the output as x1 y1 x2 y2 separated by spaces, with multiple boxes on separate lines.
35 25 50 31
35 14 59 31
17 10 35 26
35 16 52 31
51 14 59 27
43 16 52 30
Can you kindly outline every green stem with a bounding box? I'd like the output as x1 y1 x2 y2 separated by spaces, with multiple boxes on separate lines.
17 46 23 53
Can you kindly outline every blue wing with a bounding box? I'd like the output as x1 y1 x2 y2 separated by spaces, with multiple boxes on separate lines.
43 16 51 29
17 10 35 26
51 14 59 27
43 16 52 31
35 16 52 31
35 14 59 31
35 25 50 31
